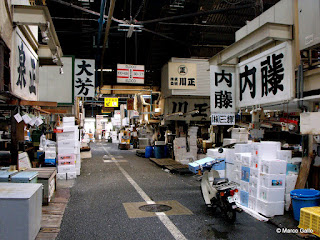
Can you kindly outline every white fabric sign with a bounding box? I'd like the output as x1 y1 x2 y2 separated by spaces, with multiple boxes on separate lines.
168 62 197 90
210 66 236 113
74 59 95 97
117 64 144 84
12 28 38 101
237 42 293 108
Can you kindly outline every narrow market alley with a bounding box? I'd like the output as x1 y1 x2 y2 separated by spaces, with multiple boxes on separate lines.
56 142 299 240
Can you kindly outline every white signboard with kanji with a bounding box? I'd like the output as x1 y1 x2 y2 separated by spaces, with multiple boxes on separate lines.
164 97 210 121
168 62 197 90
117 64 144 84
211 113 235 125
210 66 235 113
237 42 293 108
12 28 38 101
74 59 95 97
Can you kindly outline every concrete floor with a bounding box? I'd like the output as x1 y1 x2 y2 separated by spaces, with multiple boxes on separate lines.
57 142 300 240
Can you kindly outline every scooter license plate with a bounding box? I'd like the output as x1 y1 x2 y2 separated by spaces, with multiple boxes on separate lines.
227 196 234 203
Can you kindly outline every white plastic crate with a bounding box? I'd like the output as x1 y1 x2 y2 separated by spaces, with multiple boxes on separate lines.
260 173 286 188
256 199 284 217
248 196 257 211
259 186 285 202
250 168 259 178
260 159 287 174
240 180 249 192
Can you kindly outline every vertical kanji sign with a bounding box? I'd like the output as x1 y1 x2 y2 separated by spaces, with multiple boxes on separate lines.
237 42 293 107
74 59 95 97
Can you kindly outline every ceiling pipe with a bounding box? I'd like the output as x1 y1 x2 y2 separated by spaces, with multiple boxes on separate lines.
100 0 116 89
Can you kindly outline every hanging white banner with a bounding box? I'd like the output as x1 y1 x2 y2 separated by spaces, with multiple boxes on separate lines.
74 59 95 97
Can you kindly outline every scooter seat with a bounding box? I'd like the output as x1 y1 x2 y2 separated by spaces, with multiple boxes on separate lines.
213 178 229 185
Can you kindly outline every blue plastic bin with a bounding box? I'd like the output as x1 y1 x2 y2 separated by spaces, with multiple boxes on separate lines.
290 189 320 221
154 145 166 159
145 146 153 158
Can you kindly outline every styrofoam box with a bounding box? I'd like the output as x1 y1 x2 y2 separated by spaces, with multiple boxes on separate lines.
234 191 240 204
248 196 257 211
57 173 67 180
250 168 259 178
226 163 234 181
58 140 77 149
234 170 241 183
260 173 286 188
235 143 252 153
240 180 249 192
62 125 77 132
242 154 251 167
249 176 258 189
234 162 241 172
260 159 287 174
290 157 302 164
225 148 235 163
45 151 56 159
57 132 76 141
259 186 285 202
256 199 284 217
57 165 76 173
67 172 77 180
250 156 259 169
240 190 249 207
207 148 226 158
249 185 257 197
256 141 281 160
63 117 75 123
285 193 291 211
285 174 298 194
57 153 76 161
58 147 77 155
76 168 80 176
277 150 292 162
58 159 76 166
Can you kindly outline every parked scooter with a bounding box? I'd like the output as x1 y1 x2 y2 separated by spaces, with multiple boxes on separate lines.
200 159 239 223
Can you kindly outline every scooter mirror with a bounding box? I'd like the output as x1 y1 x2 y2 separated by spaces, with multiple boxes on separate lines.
218 148 223 153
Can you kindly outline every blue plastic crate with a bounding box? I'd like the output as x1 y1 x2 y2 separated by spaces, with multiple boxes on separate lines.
240 190 249 207
45 158 56 166
241 166 250 182
188 157 216 174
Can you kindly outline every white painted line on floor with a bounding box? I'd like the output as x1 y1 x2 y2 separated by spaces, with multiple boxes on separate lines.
103 160 128 163
101 145 187 240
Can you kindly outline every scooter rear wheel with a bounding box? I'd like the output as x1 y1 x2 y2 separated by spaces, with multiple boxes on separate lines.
225 204 236 223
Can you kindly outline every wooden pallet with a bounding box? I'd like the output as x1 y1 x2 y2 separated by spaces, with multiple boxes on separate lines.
149 158 190 174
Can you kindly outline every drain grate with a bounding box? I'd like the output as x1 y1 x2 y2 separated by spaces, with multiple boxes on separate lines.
139 204 172 213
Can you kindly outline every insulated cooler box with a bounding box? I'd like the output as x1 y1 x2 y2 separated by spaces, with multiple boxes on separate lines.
11 171 38 183
0 183 42 240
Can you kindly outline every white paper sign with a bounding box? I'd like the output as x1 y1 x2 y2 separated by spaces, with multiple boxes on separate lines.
211 113 235 125
74 59 95 97
35 117 43 126
237 42 293 108
210 66 236 113
29 117 37 126
22 114 31 124
14 113 23 123
168 62 197 90
117 64 145 84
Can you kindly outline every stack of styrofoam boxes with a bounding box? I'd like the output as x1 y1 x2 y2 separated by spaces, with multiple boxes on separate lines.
111 131 119 143
225 148 235 182
277 150 300 211
231 128 248 143
174 137 187 163
239 153 252 208
45 142 57 165
56 117 79 180
188 127 198 161
255 142 286 217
